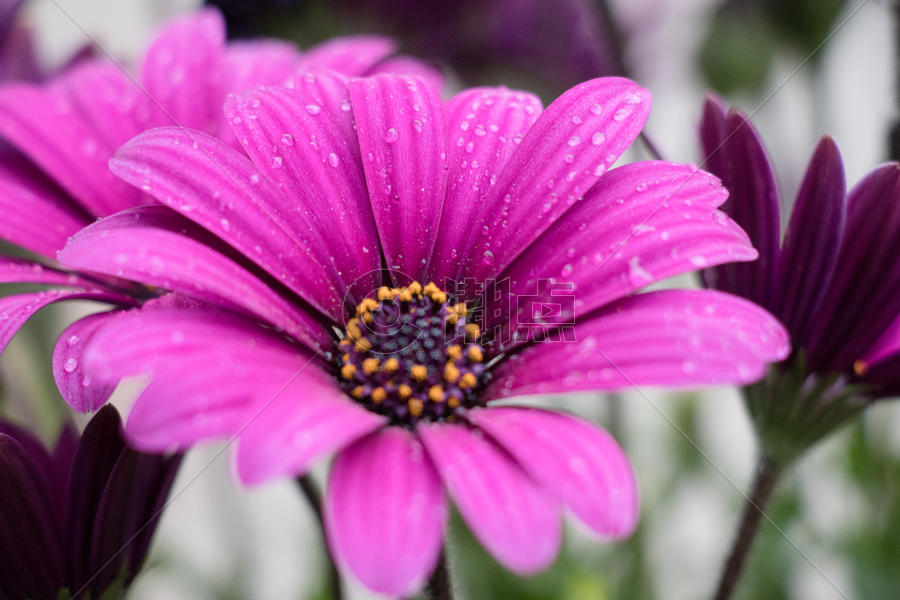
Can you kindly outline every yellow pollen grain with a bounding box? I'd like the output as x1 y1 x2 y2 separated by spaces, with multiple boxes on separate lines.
465 323 481 340
459 372 477 389
853 359 868 376
467 346 484 362
371 387 387 404
362 358 380 375
377 286 393 301
354 338 372 352
408 398 424 417
398 384 413 399
383 358 399 373
428 385 444 403
423 282 440 296
341 353 350 363
357 298 379 313
351 386 364 399
446 313 459 326
346 319 362 340
453 303 467 317
398 289 413 302
410 364 428 381
408 281 422 295
362 312 374 324
340 364 356 379
446 345 462 360
444 362 460 383
447 396 460 409
431 291 447 304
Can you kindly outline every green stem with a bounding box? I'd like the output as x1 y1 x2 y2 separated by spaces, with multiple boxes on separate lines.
712 457 782 600
297 474 343 600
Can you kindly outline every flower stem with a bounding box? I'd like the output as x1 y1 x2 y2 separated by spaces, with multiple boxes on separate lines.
426 550 454 600
296 474 343 600
712 457 782 600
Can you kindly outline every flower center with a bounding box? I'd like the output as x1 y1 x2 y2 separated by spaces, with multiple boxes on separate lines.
336 282 487 425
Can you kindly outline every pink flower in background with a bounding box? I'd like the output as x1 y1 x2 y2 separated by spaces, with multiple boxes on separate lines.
0 8 432 412
58 70 789 595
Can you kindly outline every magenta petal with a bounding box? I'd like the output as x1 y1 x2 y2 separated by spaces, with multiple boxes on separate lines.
110 126 344 321
300 36 396 75
488 289 790 398
464 77 652 282
430 87 543 284
367 55 444 90
325 429 445 597
496 161 755 343
81 306 308 384
0 82 139 216
325 428 446 596
235 374 385 485
774 137 846 345
468 407 638 538
225 73 381 301
139 8 225 133
58 206 331 351
350 74 448 280
52 312 119 413
699 99 781 306
0 257 95 288
0 289 133 354
418 422 561 573
0 155 88 256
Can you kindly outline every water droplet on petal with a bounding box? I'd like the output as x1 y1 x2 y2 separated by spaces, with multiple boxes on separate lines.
591 132 606 145
328 153 340 167
63 357 78 373
385 128 399 143
305 104 322 115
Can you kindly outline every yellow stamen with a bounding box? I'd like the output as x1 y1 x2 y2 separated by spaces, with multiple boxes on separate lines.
447 396 460 409
362 358 379 375
408 281 422 296
410 365 428 381
354 338 372 352
398 289 413 302
357 298 379 313
467 346 483 362
423 282 440 296
408 398 424 417
459 372 477 389
351 386 364 399
383 358 399 373
371 387 387 404
446 345 462 361
346 319 362 340
853 359 868 376
377 286 393 301
446 313 460 326
428 385 444 403
341 353 350 363
444 362 460 384
341 364 356 379
465 323 481 340
397 384 413 399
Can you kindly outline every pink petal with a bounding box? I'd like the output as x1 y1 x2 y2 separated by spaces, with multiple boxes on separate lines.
58 206 331 352
0 289 133 354
225 73 381 302
139 8 225 133
235 372 385 485
468 407 638 538
487 289 791 398
52 312 119 413
299 36 396 75
325 428 446 596
495 161 756 345
464 77 652 282
350 74 448 280
367 55 444 90
0 154 88 257
430 87 543 284
0 257 94 288
221 39 302 97
418 422 561 573
863 313 900 367
110 126 344 322
80 305 308 384
0 80 140 216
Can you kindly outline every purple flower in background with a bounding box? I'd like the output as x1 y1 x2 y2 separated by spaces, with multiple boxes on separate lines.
701 97 900 457
0 8 432 413
0 0 41 83
0 405 180 600
57 71 788 594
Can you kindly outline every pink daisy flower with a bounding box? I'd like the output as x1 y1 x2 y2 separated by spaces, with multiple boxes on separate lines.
0 8 434 412
59 71 788 595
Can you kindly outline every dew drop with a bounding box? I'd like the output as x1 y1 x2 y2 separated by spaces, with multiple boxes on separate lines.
63 357 78 373
281 133 294 146
328 153 340 167
385 127 399 143
305 104 322 115
271 156 283 168
590 103 603 115
591 132 606 145
568 136 581 147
